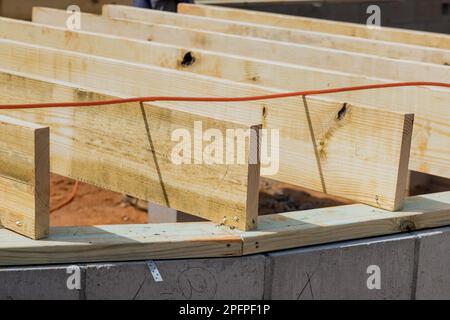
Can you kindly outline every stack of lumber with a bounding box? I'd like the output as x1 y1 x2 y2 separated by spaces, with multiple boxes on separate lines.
0 3 449 245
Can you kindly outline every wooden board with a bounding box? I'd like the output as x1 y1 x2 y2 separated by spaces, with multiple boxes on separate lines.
0 40 415 210
0 17 448 179
178 3 450 50
103 5 450 66
0 115 49 239
0 191 449 266
0 222 242 266
0 71 261 231
240 191 450 254
31 8 450 83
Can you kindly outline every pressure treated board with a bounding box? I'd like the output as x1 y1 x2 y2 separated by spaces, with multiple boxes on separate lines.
0 71 261 231
103 5 450 66
0 115 49 239
0 222 243 266
0 40 415 210
31 8 450 83
0 191 449 266
0 17 448 179
240 191 450 254
178 3 450 50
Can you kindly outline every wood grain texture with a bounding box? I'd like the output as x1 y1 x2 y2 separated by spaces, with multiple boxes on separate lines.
179 3 450 50
31 8 450 83
0 115 49 239
0 71 261 231
0 40 414 210
0 191 449 266
0 17 447 178
240 191 450 254
0 222 242 266
103 5 450 66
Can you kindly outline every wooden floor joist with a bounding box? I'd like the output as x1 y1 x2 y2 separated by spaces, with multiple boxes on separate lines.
0 115 49 239
0 39 415 210
0 70 261 231
0 18 450 180
31 8 450 83
1 17 447 179
102 5 450 66
0 191 449 266
178 3 450 50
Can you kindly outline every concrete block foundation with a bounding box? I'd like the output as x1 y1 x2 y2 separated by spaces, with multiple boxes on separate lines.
414 227 450 300
264 234 417 300
0 265 85 300
85 255 266 300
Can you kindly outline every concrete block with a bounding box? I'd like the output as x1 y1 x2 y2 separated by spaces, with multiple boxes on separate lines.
148 203 206 223
414 227 450 300
0 264 85 300
85 255 266 300
148 202 178 223
265 233 417 300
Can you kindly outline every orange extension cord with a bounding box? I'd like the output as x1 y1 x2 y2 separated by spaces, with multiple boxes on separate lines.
1 82 449 110
1 81 448 212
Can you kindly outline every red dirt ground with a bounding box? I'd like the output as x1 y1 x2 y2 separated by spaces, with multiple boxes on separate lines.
50 174 147 226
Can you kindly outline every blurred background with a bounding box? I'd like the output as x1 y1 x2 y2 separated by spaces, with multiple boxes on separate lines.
0 0 448 33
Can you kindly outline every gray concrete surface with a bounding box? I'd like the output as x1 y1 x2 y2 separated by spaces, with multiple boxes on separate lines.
414 227 450 300
1 227 449 299
147 202 206 223
265 234 417 300
0 265 85 300
85 255 266 300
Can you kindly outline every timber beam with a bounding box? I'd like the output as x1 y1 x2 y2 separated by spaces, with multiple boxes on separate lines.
178 3 450 50
0 40 415 210
0 17 447 178
0 115 49 239
31 7 450 83
103 5 450 65
0 70 261 231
